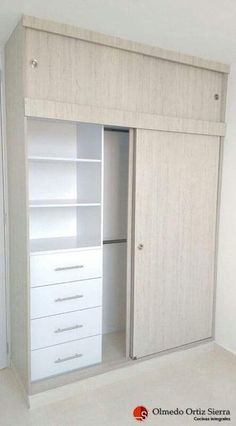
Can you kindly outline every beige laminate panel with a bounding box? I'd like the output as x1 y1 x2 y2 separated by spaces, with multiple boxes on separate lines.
22 15 230 74
211 73 228 338
25 29 224 122
24 99 226 137
132 130 220 359
126 130 134 357
5 23 30 389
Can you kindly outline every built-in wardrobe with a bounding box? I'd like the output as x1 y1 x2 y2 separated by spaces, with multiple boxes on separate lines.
5 15 229 403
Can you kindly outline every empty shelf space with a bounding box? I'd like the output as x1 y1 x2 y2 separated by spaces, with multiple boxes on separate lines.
28 120 103 255
29 200 101 208
30 236 102 253
28 119 102 160
28 156 101 163
29 160 102 204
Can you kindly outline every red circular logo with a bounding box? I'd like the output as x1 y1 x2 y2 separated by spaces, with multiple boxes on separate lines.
133 406 148 421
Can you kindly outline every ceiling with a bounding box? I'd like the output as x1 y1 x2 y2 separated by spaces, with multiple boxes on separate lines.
0 0 236 65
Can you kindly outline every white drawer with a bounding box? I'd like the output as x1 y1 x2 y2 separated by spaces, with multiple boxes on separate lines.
31 307 102 350
30 249 102 287
31 279 102 319
31 335 102 381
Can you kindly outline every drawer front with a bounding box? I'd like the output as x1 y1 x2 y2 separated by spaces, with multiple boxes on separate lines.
31 335 102 381
30 249 102 287
31 279 102 319
31 307 102 350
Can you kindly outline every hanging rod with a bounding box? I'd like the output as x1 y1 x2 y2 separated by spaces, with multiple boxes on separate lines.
103 238 127 245
104 127 129 133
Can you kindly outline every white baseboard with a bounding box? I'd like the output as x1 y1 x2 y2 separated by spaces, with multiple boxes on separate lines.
215 341 236 356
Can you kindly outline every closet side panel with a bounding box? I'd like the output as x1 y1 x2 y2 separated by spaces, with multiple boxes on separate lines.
132 129 220 359
25 29 223 122
5 24 30 388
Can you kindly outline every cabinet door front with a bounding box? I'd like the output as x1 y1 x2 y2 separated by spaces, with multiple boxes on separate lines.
25 28 223 121
132 129 220 358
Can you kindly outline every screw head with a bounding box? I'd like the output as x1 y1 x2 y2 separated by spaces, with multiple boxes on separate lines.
31 59 38 68
214 93 219 100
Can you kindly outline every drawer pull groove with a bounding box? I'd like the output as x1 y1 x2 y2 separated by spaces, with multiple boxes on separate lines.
54 353 82 364
54 265 84 271
54 295 83 302
54 324 83 333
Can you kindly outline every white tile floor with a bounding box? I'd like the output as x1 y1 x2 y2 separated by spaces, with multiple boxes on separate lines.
0 343 235 426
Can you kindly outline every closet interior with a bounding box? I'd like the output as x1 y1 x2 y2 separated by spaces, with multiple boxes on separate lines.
28 118 129 381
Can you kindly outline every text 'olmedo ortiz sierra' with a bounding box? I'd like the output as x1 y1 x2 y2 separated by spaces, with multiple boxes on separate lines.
152 407 231 421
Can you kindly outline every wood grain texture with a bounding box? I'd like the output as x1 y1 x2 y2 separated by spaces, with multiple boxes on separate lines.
126 130 134 357
22 15 230 73
25 29 225 123
212 74 228 337
5 23 30 390
132 130 220 359
24 99 226 137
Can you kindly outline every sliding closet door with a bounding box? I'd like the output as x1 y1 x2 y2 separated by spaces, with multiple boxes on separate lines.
131 129 220 359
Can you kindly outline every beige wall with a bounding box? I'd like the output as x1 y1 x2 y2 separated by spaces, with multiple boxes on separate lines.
0 51 7 368
215 66 236 354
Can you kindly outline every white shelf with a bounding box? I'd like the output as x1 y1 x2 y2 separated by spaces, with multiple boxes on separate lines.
28 156 101 163
28 120 103 255
29 200 101 208
30 236 102 253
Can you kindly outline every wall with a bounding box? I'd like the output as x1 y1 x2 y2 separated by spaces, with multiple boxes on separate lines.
215 66 236 354
0 51 7 368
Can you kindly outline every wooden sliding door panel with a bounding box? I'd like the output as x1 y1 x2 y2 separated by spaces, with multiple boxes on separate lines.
132 130 220 359
25 29 223 121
